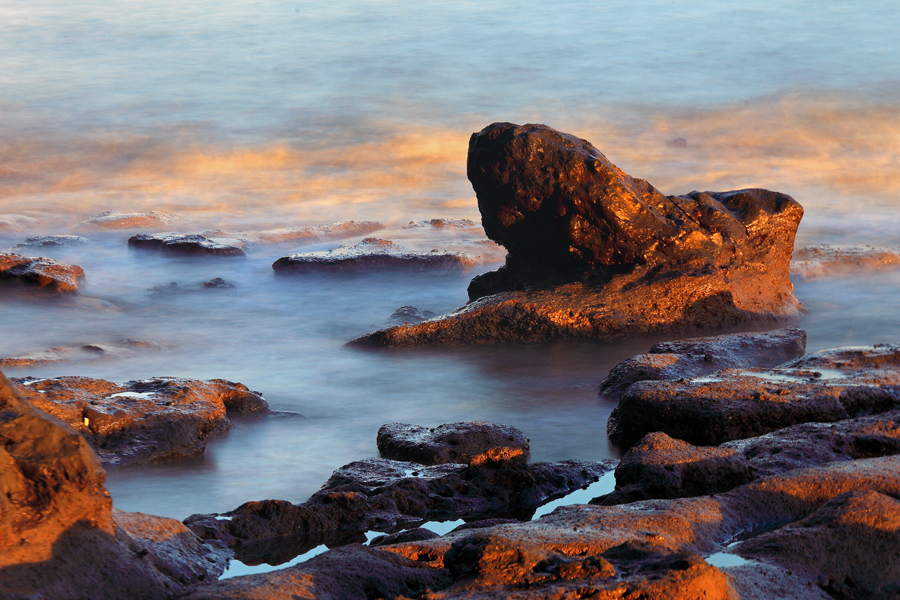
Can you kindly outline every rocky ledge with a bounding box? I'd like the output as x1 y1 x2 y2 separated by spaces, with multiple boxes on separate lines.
0 253 85 294
273 237 480 274
352 122 804 346
12 376 267 466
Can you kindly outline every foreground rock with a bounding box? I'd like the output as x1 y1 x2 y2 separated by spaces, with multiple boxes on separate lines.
0 373 227 599
0 253 85 294
608 344 900 450
273 237 480 274
600 326 807 400
377 421 530 466
128 233 246 256
12 376 267 466
352 122 803 346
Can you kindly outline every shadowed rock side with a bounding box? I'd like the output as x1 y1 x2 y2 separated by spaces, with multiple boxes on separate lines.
12 376 267 466
273 238 480 274
607 344 900 450
128 233 246 256
0 253 85 294
351 122 803 346
0 372 228 600
377 421 530 466
600 326 807 400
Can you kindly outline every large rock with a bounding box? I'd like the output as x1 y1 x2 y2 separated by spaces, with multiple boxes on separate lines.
377 421 530 466
350 122 803 346
600 326 807 400
128 233 246 256
0 253 85 294
272 237 479 274
607 345 900 450
12 376 267 466
0 372 227 599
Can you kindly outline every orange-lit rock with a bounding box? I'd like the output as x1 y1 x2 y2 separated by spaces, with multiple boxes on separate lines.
0 253 84 294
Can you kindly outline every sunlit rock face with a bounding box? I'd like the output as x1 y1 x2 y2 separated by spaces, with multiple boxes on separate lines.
0 253 85 294
351 123 804 346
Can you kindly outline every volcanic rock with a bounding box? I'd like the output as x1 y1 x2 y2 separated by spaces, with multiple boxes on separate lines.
350 122 803 346
0 372 227 600
272 237 479 274
377 421 530 466
83 210 177 229
12 376 267 466
593 432 753 505
0 253 84 294
600 326 807 400
128 233 245 256
607 344 900 450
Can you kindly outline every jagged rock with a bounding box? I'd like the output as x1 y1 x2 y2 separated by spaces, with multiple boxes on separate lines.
722 409 900 479
82 210 177 229
791 245 900 281
184 457 609 566
0 372 227 600
387 306 436 324
272 237 479 274
377 421 530 466
593 432 752 505
600 326 807 400
350 123 803 346
607 345 900 450
15 235 91 248
128 233 245 256
369 527 440 547
12 376 267 466
0 253 84 294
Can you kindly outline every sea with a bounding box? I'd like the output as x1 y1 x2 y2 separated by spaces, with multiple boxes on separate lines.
1 0 898 521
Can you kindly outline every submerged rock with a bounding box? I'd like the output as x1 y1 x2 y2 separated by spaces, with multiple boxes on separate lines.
82 210 177 229
273 237 480 274
0 372 227 600
351 122 803 346
0 253 85 294
377 421 530 466
386 305 437 324
0 343 140 367
600 326 807 400
404 218 479 229
791 244 900 281
15 235 91 248
12 376 267 466
607 344 900 450
128 233 246 256
247 220 384 244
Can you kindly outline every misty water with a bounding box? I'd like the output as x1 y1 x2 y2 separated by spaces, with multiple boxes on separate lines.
2 0 899 523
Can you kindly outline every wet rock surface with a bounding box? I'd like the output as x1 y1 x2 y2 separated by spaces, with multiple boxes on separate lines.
14 235 91 248
600 326 807 400
128 233 246 256
0 372 227 600
377 421 530 466
0 252 85 294
351 123 803 346
11 376 267 466
82 210 178 229
607 344 900 450
273 237 480 274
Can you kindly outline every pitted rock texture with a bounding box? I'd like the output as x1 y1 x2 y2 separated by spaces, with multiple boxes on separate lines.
128 233 246 256
0 253 85 294
12 376 267 466
0 372 228 600
600 326 807 400
607 345 900 450
593 432 752 505
273 237 480 274
377 421 530 466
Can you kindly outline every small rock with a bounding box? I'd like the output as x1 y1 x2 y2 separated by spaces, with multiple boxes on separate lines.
377 421 530 466
128 233 245 257
0 252 85 294
82 210 177 229
404 218 479 229
202 277 236 289
387 306 437 324
15 235 91 248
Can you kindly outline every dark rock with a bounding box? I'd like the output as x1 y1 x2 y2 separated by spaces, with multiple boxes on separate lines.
82 210 177 229
12 376 267 466
667 137 688 148
202 277 235 289
15 235 91 248
387 305 437 324
377 421 530 466
128 233 245 256
369 527 440 547
0 372 227 600
593 432 752 505
0 253 84 294
272 237 479 274
607 345 900 450
600 326 807 400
